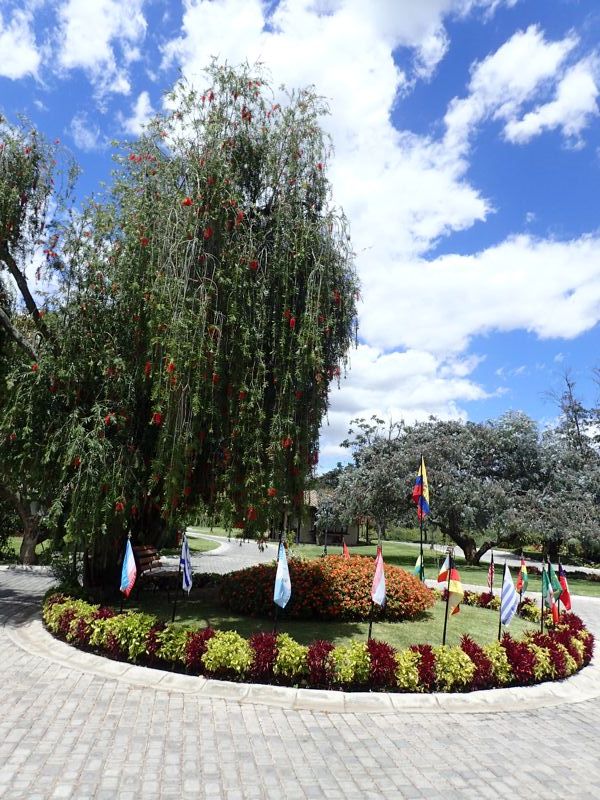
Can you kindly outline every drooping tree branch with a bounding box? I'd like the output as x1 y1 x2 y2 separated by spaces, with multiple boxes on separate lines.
0 244 52 342
0 305 37 360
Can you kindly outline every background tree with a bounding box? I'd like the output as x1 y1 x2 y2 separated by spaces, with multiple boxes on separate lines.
0 64 358 583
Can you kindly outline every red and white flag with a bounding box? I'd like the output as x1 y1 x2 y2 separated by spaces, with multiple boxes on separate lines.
371 546 386 606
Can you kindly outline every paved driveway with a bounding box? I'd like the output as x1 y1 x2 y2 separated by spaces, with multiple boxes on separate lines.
1 564 600 800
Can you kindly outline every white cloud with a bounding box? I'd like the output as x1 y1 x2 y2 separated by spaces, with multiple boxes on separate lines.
444 25 577 153
361 234 600 353
0 8 40 79
69 112 103 152
504 56 599 146
57 0 147 96
118 90 155 135
320 343 489 459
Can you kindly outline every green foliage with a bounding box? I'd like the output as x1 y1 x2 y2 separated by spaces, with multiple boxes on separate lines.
483 641 513 685
201 630 253 676
89 611 157 661
434 646 476 692
274 633 308 679
394 649 422 692
330 641 370 686
528 644 555 681
155 624 189 664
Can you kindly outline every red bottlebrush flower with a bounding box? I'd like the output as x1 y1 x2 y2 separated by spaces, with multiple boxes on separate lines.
249 259 258 271
234 520 245 529
203 226 213 240
294 390 303 400
104 414 113 426
151 412 162 426
238 389 247 401
166 360 175 374
31 362 39 372
211 373 220 385
267 487 277 497
333 289 341 304
144 361 152 377
241 106 252 122
72 456 81 468
281 436 293 449
235 210 245 226
316 162 323 171
115 501 125 513
289 316 296 330
131 504 139 517
183 486 192 497
207 90 215 102
207 176 216 186
247 506 258 521
140 236 149 247
182 196 193 207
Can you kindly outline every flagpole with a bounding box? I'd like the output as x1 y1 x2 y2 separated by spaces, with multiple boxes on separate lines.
367 600 375 641
497 562 505 641
273 531 283 634
419 455 424 582
171 561 182 623
557 557 562 617
540 557 545 635
518 551 523 605
442 548 453 646
119 532 132 614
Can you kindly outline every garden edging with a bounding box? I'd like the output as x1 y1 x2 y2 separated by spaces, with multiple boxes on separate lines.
6 608 600 715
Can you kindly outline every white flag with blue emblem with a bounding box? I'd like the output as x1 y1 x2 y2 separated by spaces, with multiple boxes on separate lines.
500 562 519 626
180 533 193 594
273 541 292 609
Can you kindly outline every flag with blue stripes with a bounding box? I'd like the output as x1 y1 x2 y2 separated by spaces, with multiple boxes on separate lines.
500 562 519 626
180 534 193 594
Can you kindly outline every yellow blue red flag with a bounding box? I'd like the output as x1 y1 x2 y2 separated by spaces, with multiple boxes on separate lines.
412 457 430 520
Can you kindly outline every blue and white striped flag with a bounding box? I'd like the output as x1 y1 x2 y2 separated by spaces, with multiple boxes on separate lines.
500 562 519 626
273 541 292 609
180 534 193 594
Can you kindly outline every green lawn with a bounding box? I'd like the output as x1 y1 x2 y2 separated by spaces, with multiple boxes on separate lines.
121 590 534 649
288 540 600 598
161 536 220 556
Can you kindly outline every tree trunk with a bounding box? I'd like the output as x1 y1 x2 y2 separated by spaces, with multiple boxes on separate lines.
20 518 40 565
439 524 482 565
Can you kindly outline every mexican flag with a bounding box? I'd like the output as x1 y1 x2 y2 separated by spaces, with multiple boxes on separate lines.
542 566 559 624
548 561 563 603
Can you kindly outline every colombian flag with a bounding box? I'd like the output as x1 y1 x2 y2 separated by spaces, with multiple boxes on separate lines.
412 456 430 521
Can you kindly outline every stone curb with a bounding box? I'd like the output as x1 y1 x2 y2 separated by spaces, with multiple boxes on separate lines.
5 610 600 716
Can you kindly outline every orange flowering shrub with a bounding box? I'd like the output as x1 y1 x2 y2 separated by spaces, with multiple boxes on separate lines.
220 555 435 621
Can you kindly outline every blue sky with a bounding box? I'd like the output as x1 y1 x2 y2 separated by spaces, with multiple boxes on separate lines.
2 0 599 469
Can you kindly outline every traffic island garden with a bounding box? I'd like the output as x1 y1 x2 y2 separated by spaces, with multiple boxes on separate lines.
42 556 595 693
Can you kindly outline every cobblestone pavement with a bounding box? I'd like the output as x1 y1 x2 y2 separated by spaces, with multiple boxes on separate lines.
2 568 600 799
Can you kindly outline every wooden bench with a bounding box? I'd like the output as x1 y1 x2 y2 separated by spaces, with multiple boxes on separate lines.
132 545 180 596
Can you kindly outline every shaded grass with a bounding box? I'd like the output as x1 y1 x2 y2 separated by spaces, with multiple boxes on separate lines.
161 537 220 556
122 590 534 649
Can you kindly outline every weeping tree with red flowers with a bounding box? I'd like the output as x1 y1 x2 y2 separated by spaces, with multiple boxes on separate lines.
0 64 358 586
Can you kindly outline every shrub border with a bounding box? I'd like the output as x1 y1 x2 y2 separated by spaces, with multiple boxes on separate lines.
42 592 594 694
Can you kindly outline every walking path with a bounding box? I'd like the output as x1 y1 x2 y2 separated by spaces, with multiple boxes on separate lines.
1 547 600 798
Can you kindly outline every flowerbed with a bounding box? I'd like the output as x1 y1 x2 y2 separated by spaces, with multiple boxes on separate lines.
441 588 542 623
43 593 594 693
219 556 435 621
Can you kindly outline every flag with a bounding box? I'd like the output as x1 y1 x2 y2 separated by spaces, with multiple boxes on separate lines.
180 534 193 594
342 539 350 559
413 554 424 579
120 538 137 597
412 456 430 521
548 561 563 603
437 555 450 589
487 551 495 593
273 541 292 609
558 563 572 611
439 555 463 615
500 563 519 626
542 565 559 624
371 546 386 606
516 558 528 594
